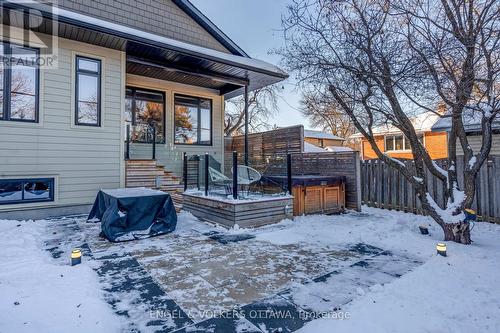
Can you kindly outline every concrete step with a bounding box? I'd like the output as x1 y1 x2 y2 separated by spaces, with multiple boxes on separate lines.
126 171 166 177
125 160 158 167
125 159 184 214
127 175 180 182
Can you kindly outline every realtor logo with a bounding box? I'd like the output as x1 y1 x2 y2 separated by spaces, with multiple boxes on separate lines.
0 0 59 68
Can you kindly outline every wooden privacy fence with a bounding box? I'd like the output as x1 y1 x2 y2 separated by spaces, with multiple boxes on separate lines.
225 132 361 210
291 152 361 210
224 125 304 175
361 156 500 223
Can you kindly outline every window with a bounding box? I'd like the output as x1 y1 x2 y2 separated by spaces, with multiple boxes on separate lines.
0 42 39 122
0 178 54 205
174 94 212 145
394 135 404 150
75 56 101 126
385 134 425 151
125 87 165 143
385 135 394 151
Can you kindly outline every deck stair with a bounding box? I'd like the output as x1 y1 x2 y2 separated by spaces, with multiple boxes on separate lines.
125 159 184 211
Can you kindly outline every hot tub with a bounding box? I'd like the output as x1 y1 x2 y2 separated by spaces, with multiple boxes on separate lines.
262 175 346 215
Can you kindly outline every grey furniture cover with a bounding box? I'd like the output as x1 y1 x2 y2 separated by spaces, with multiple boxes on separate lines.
87 188 177 242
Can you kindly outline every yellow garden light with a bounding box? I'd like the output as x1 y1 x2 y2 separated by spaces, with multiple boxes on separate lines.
436 243 447 257
71 248 82 266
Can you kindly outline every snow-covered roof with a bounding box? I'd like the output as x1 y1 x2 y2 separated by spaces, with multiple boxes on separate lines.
304 130 345 141
304 141 328 153
303 142 353 153
431 110 500 132
350 111 442 138
325 146 354 152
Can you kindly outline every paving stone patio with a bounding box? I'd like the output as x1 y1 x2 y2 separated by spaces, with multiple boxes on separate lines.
41 215 422 333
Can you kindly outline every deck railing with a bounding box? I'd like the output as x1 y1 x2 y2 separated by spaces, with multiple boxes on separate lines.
182 151 292 200
124 124 157 160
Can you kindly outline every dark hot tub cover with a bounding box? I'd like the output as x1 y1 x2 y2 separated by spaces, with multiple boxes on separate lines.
262 175 346 187
87 188 177 242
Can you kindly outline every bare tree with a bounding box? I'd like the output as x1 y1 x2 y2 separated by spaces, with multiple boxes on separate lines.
279 0 500 244
224 85 279 136
301 89 356 140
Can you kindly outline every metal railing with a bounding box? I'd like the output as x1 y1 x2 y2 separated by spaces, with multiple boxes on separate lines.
182 151 293 200
125 124 157 160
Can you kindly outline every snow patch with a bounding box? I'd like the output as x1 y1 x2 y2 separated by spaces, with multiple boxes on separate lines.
0 219 122 333
469 156 477 169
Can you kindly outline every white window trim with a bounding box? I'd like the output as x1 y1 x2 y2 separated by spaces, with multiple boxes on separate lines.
384 133 425 152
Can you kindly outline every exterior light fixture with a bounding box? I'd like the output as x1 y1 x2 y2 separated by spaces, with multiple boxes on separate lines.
419 225 429 235
436 243 447 257
71 248 82 266
464 209 477 222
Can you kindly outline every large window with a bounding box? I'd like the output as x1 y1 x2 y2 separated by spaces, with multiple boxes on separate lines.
0 42 39 122
0 178 54 205
125 87 165 143
75 56 101 126
174 94 212 145
385 134 424 151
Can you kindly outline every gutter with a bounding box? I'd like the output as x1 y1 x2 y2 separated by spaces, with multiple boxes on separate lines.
3 0 288 80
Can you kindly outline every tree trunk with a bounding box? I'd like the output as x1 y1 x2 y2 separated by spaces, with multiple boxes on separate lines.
420 192 472 245
442 222 471 245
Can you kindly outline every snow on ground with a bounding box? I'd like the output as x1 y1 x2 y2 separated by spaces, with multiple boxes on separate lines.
0 207 499 333
0 219 122 333
250 207 500 333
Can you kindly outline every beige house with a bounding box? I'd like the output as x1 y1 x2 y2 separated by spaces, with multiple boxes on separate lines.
0 0 287 219
431 112 500 156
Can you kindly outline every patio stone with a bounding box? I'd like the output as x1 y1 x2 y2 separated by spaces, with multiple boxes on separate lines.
240 295 312 333
189 260 247 288
350 252 422 277
250 271 297 294
149 264 197 287
281 271 367 313
208 232 256 244
348 243 385 256
176 314 262 333
218 278 271 305
163 275 239 321
93 252 193 332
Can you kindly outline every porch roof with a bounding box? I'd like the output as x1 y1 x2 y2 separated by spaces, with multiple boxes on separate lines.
3 1 288 98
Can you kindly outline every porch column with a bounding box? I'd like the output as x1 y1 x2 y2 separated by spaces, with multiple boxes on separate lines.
244 84 249 166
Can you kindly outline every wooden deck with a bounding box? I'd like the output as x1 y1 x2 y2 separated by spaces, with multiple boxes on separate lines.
182 193 293 228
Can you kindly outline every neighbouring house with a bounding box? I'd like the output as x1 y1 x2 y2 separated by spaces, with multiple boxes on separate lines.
304 129 345 149
351 111 448 160
0 0 287 219
431 111 500 156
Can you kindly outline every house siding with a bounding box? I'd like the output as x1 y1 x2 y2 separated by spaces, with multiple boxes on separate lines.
126 74 225 176
57 0 230 53
423 131 448 159
457 134 500 156
361 131 448 160
0 34 125 212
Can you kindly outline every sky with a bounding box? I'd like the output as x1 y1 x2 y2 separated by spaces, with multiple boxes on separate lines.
190 0 310 128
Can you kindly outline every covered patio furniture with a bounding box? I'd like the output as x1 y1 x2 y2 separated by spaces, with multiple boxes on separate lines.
87 188 177 242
